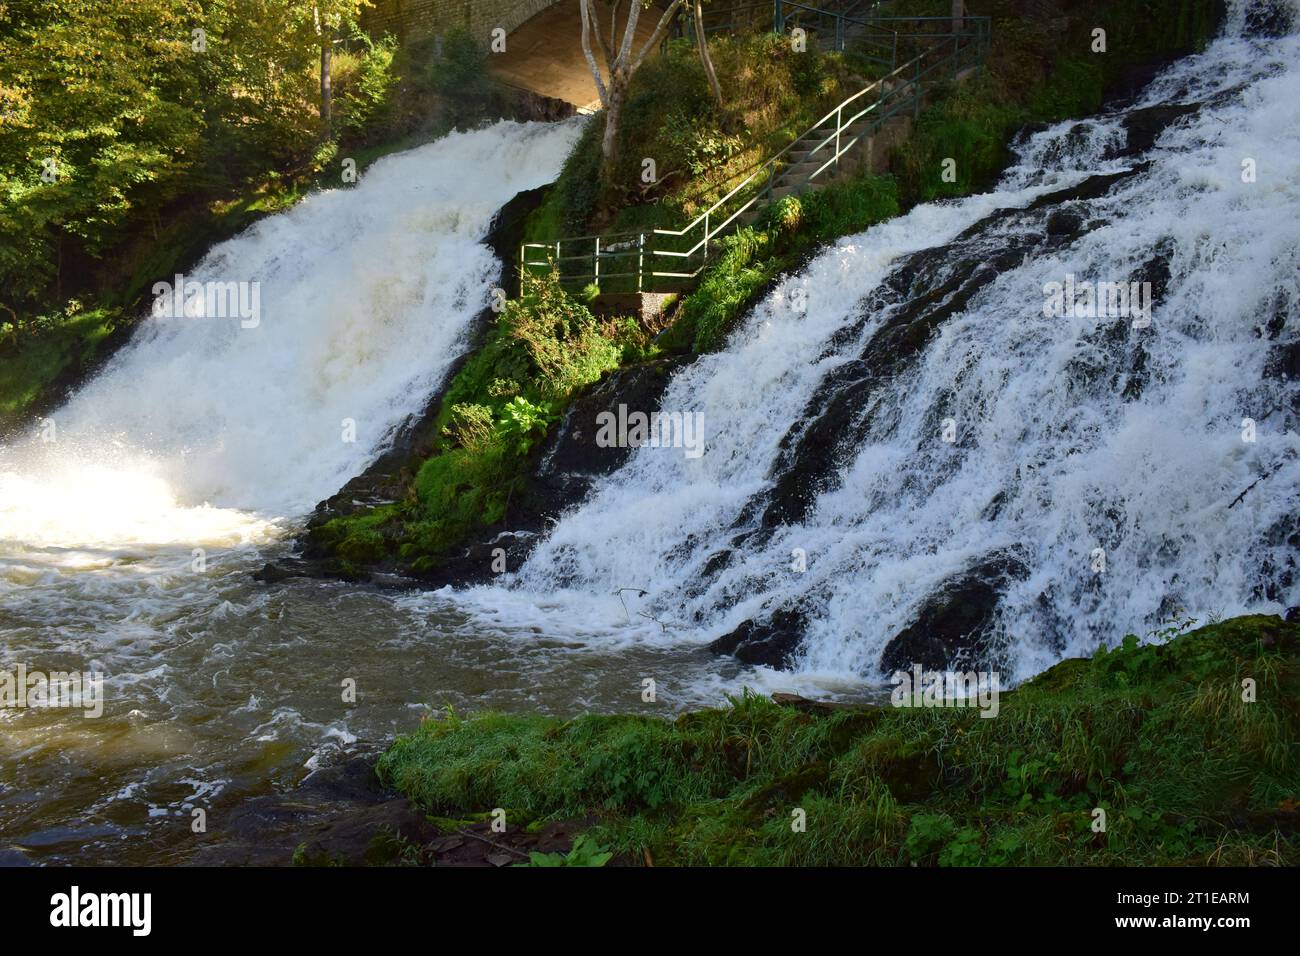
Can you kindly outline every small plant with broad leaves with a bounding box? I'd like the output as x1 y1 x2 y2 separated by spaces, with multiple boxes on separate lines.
520 833 613 868
494 396 554 455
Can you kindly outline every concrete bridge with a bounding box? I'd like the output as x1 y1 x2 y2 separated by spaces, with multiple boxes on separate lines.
364 0 667 110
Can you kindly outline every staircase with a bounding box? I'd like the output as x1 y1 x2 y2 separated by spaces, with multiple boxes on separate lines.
522 3 991 295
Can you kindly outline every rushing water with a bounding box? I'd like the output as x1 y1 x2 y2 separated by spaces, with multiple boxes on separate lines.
3 6 1298 864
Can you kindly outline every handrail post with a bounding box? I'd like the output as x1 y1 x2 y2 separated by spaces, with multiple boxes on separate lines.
913 53 921 118
703 211 710 262
594 236 600 288
638 233 645 293
834 103 842 170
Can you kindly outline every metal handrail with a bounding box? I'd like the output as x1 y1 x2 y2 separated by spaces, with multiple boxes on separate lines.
522 8 990 292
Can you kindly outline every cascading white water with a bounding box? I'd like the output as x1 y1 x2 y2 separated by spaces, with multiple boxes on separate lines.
466 9 1300 686
0 120 582 548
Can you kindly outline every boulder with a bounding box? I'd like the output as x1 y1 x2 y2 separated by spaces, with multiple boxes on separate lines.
709 607 807 669
879 552 1030 673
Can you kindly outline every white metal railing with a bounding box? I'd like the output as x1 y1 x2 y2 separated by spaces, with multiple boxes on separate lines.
521 15 989 293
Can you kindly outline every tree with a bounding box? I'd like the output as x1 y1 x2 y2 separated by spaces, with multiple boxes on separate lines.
316 4 333 132
578 0 685 184
312 0 370 137
693 0 723 106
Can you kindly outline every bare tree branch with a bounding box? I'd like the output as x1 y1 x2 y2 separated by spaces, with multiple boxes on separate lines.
616 0 642 71
579 0 610 106
631 0 686 73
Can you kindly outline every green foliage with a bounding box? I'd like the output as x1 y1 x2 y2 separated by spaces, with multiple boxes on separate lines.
0 0 519 422
335 34 399 134
0 303 120 430
494 396 553 455
443 402 494 453
316 271 639 564
426 27 490 97
521 834 614 868
380 615 1300 866
665 174 900 353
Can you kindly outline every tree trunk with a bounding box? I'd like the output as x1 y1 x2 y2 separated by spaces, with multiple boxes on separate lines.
600 80 626 183
694 0 723 106
320 36 332 134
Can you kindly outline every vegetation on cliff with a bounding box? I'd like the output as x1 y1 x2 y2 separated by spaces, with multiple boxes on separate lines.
377 614 1299 866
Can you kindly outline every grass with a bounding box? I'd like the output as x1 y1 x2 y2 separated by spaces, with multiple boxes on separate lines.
378 614 1300 866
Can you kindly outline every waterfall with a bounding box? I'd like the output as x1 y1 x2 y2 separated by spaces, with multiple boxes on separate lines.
0 120 583 551
468 9 1300 684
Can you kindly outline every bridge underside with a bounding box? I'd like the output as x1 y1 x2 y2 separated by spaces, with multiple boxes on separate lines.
489 0 668 110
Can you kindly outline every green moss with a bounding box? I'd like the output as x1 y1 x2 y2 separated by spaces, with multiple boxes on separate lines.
379 615 1300 866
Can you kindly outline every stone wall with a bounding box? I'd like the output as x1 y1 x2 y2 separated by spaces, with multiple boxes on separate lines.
362 0 564 46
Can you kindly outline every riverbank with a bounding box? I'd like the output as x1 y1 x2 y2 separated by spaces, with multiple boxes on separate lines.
271 613 1297 866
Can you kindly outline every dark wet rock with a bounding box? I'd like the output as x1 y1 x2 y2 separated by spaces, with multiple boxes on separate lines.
770 693 874 716
530 357 688 511
253 560 312 584
0 847 31 867
879 552 1030 674
1285 607 1300 624
1045 207 1084 239
188 753 437 866
1243 0 1295 37
1265 341 1300 381
1110 103 1200 159
709 607 806 668
188 751 594 867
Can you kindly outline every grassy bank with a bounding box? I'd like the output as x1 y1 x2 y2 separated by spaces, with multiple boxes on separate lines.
377 614 1299 866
